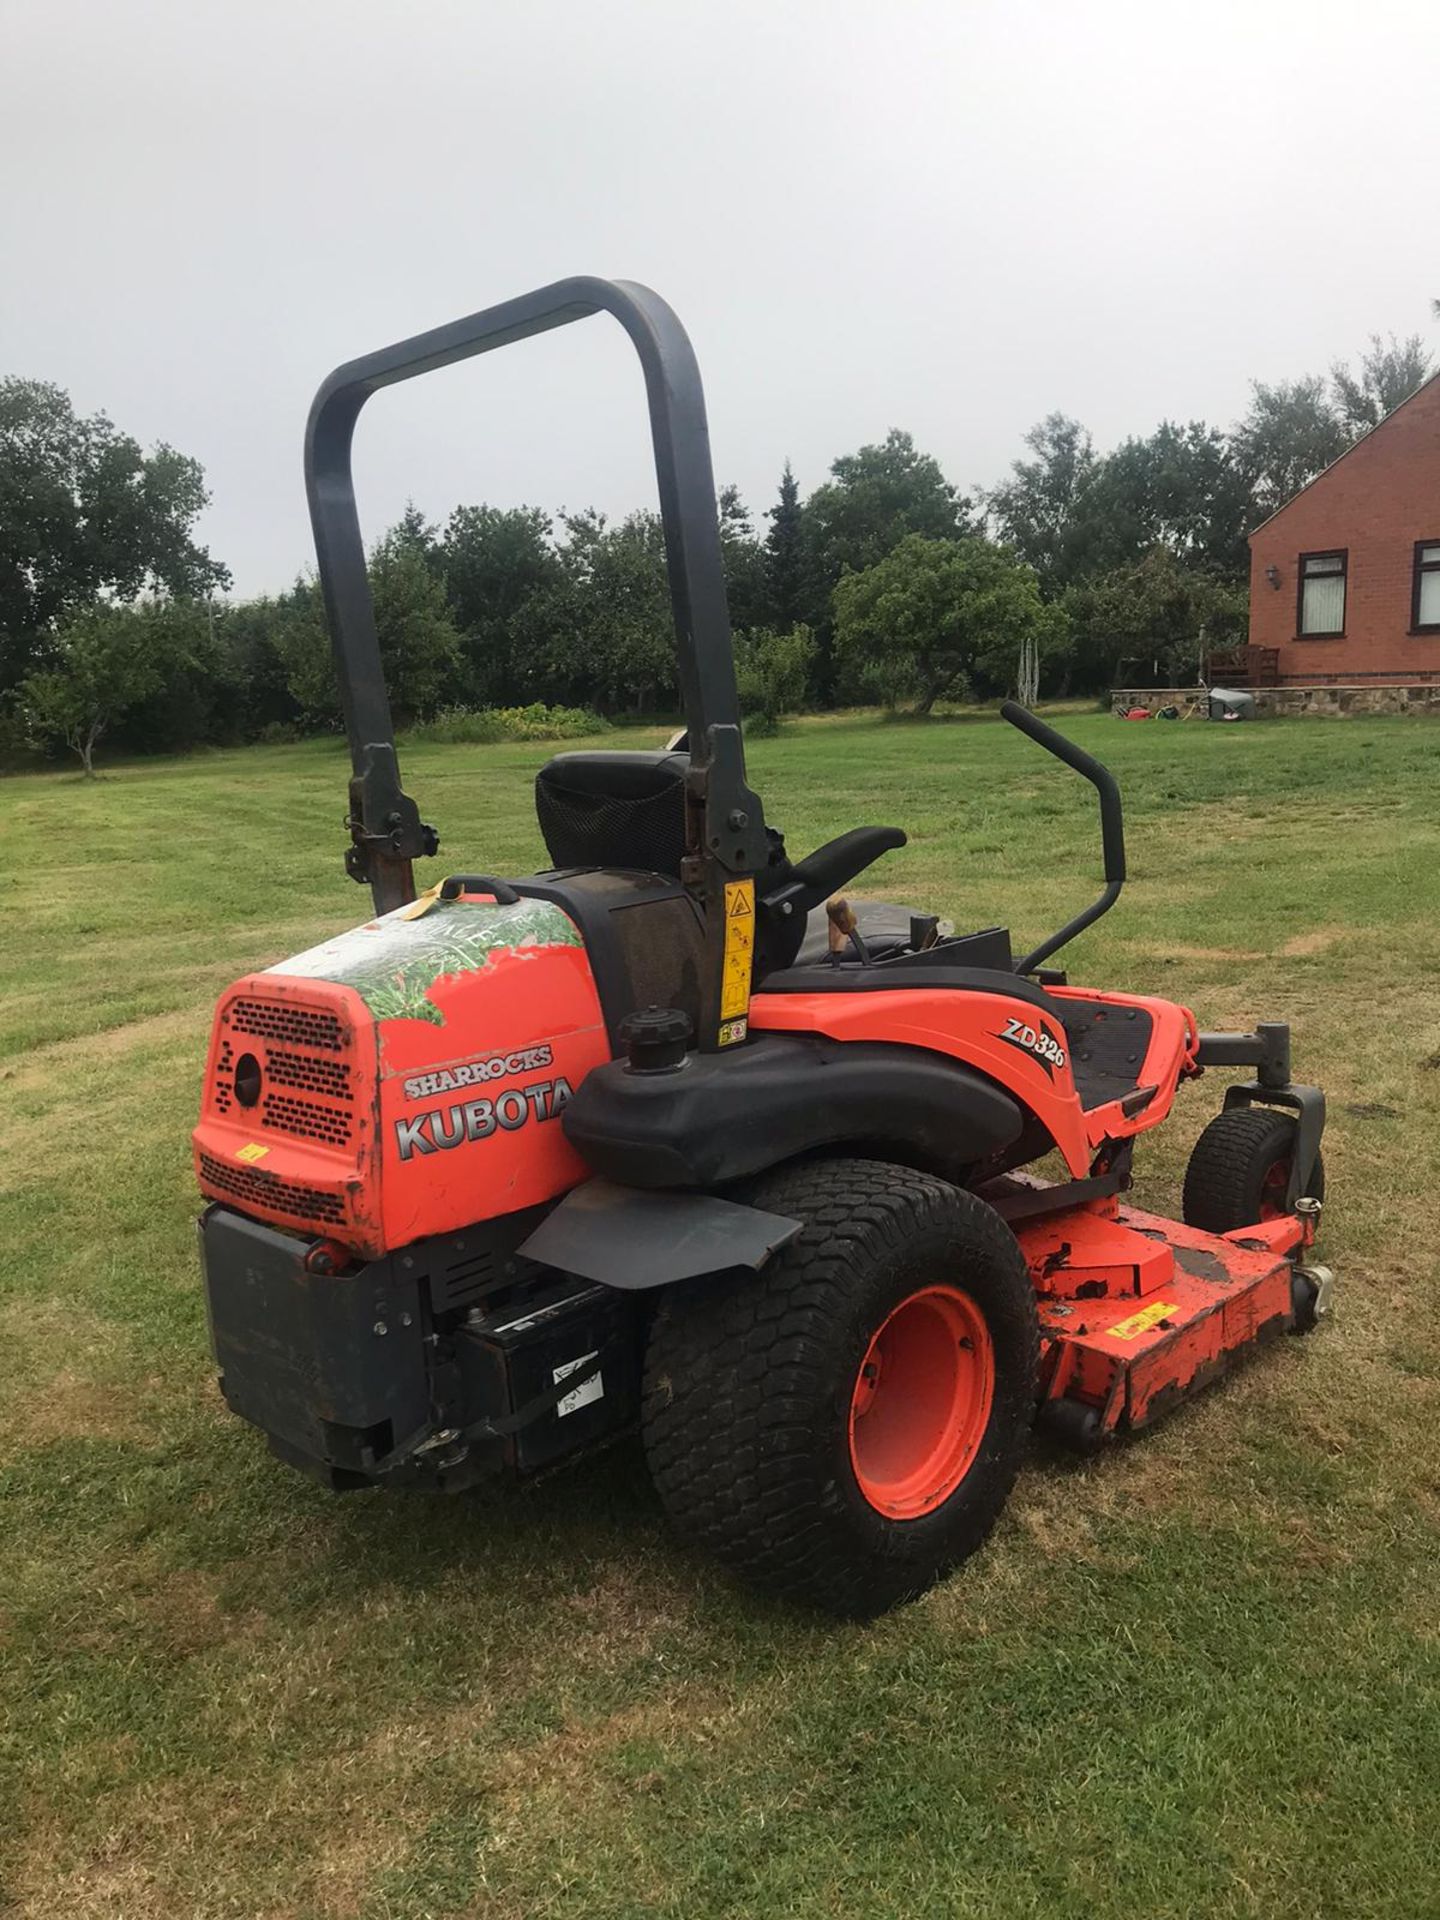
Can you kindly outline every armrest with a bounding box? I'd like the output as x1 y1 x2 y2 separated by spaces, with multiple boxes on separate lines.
760 826 907 920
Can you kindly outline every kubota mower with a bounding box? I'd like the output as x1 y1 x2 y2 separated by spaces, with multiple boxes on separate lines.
194 278 1331 1617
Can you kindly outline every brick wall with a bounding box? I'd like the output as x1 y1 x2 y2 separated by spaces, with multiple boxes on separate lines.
1247 375 1440 684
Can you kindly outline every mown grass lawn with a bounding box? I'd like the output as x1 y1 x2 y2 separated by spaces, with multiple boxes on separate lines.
3 709 1440 1919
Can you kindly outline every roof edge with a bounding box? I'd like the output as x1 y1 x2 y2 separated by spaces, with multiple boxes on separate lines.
1247 368 1440 542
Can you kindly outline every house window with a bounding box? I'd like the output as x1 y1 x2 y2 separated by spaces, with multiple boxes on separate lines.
1297 550 1347 637
1412 542 1440 632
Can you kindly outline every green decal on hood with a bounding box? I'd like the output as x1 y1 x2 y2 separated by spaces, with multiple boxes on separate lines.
267 896 582 1026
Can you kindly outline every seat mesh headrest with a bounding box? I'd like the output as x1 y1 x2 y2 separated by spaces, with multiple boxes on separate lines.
535 750 689 876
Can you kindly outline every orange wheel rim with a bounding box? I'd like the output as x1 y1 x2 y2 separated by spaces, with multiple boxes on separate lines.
848 1285 995 1519
1259 1157 1291 1221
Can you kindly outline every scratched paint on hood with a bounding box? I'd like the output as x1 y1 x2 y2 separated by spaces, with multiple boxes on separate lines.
267 896 582 1026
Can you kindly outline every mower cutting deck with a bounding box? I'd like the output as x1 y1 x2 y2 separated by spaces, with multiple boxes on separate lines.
192 277 1331 1617
1006 1182 1327 1445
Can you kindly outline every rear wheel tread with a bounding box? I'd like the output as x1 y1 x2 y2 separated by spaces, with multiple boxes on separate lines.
642 1157 1039 1616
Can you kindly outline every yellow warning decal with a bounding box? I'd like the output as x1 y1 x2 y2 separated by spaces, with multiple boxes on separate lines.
235 1142 270 1164
720 879 755 1030
1107 1299 1177 1342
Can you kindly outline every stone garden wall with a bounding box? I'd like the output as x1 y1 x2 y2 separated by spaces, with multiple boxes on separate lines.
1111 684 1440 717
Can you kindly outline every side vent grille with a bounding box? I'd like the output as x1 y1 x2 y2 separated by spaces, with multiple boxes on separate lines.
266 1048 352 1099
216 1038 235 1114
260 1093 354 1148
432 1247 501 1314
199 1152 345 1225
217 996 356 1152
230 999 345 1052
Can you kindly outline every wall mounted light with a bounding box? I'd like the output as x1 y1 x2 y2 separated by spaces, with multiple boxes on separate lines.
1265 564 1282 589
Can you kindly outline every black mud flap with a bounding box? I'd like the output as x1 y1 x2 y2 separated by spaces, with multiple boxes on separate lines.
517 1178 803 1290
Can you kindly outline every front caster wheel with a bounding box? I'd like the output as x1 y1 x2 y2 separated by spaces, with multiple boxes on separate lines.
1182 1105 1325 1235
641 1158 1039 1619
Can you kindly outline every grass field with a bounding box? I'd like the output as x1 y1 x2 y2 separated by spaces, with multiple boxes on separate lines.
4 709 1440 1919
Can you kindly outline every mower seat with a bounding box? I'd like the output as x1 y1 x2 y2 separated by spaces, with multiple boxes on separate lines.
535 750 688 877
534 750 927 980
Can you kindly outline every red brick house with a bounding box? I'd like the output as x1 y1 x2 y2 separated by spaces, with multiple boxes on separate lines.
1246 372 1440 686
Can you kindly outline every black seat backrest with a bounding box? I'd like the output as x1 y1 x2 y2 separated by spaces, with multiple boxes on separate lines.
536 750 689 876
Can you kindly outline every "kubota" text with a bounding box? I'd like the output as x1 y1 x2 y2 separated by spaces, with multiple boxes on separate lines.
394 1077 574 1159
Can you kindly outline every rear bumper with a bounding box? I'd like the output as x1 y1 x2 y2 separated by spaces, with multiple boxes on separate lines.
198 1205 640 1491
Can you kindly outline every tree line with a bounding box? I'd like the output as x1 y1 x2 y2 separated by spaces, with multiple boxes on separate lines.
2 326 1431 771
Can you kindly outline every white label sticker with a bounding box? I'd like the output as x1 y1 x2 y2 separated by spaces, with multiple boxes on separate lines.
553 1351 603 1418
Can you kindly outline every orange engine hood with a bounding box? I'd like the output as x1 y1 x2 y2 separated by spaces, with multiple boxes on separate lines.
193 894 611 1259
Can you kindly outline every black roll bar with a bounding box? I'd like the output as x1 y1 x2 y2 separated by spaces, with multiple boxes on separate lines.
303 276 769 920
1000 701 1127 974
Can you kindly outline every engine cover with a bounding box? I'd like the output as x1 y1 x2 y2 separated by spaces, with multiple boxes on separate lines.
193 893 610 1258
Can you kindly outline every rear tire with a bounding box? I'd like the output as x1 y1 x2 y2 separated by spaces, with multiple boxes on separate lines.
1182 1106 1324 1234
641 1157 1039 1618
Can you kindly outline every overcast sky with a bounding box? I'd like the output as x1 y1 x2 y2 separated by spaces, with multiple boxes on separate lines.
2 0 1434 597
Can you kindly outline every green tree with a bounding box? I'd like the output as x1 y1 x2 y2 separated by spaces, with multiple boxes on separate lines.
717 485 772 634
1231 337 1431 527
1062 547 1245 693
1330 332 1431 433
388 502 443 567
281 524 464 728
803 430 972 702
518 510 677 715
0 378 228 689
1080 421 1253 582
365 527 463 723
215 590 313 739
764 461 809 630
113 598 245 754
439 503 561 703
985 412 1098 592
734 625 816 728
17 599 215 774
832 534 1060 713
1230 376 1349 524
806 429 972 585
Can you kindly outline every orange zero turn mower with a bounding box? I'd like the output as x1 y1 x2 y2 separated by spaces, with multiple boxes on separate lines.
194 279 1331 1617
